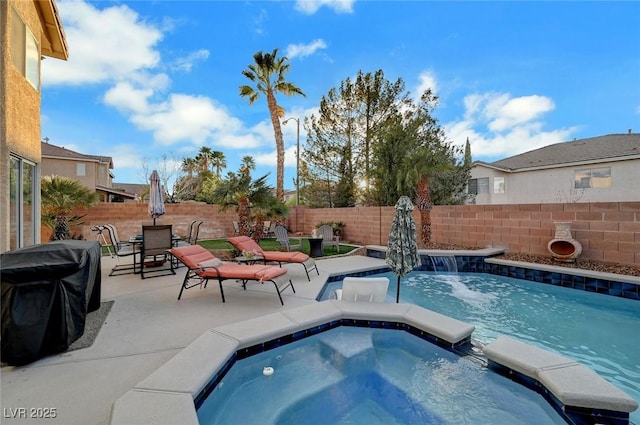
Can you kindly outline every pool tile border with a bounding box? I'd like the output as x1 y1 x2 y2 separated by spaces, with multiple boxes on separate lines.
365 246 640 301
109 301 637 425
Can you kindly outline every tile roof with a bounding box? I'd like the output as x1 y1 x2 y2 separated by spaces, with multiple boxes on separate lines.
480 133 640 171
41 142 113 168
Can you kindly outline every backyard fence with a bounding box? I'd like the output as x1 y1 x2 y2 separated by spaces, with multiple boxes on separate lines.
52 201 640 266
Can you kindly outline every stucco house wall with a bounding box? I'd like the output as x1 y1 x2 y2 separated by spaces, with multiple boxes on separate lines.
0 0 68 253
468 134 640 205
471 159 639 204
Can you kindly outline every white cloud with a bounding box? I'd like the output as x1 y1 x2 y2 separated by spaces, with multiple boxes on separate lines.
129 94 244 146
170 49 210 72
42 0 163 85
286 39 328 59
103 82 153 114
294 0 355 14
415 70 438 99
445 92 577 159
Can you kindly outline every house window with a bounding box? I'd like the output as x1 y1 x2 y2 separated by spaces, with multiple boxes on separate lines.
77 163 86 176
467 178 489 195
11 6 40 91
574 167 611 189
10 155 38 249
494 177 505 193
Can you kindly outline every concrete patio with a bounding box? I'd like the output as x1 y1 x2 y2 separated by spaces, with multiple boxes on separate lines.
0 253 387 425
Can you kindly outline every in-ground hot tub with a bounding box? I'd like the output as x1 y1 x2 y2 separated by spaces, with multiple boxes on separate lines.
109 301 638 425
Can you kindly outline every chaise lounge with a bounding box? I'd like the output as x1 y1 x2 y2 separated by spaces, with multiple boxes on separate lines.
227 236 319 281
169 245 295 305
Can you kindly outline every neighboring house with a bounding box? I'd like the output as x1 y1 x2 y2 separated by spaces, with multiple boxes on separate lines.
467 133 640 204
1 0 68 252
41 141 135 202
112 182 148 202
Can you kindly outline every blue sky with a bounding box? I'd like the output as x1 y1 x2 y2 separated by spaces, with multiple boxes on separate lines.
41 0 640 189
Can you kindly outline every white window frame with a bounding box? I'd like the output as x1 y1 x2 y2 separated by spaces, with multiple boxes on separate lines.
77 163 86 177
494 177 505 193
574 167 611 189
11 6 40 91
10 155 39 249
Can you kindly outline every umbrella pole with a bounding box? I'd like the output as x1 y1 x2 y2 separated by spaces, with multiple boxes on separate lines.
396 276 401 303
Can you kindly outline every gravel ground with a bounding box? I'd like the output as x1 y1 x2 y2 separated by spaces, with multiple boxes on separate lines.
423 243 640 277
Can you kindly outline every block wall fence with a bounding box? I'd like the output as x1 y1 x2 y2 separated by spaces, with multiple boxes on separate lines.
52 201 640 266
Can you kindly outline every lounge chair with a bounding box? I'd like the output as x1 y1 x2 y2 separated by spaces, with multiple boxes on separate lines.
227 236 319 281
169 245 294 305
335 277 389 302
318 224 340 253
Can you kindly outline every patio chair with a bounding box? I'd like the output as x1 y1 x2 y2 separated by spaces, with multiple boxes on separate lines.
141 225 176 279
177 220 203 247
228 236 319 281
232 221 240 236
263 221 276 238
335 277 389 302
169 245 294 305
318 224 340 253
104 224 137 276
274 225 302 251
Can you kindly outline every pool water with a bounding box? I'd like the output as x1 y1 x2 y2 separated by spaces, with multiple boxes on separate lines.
197 327 567 425
320 271 640 423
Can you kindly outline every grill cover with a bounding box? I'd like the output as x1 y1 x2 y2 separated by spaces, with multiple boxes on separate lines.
1 240 101 365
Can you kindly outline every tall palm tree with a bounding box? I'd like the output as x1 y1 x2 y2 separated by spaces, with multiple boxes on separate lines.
196 146 214 173
211 150 227 177
41 175 100 240
240 48 305 201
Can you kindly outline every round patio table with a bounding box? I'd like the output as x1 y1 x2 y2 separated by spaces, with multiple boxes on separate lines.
308 237 324 257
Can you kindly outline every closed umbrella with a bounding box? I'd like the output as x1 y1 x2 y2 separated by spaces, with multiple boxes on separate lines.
386 196 421 303
148 170 165 225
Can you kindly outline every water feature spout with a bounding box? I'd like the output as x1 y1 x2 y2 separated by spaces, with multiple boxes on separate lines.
429 256 458 272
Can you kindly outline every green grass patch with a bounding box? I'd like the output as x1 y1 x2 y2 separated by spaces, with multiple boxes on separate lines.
198 238 357 257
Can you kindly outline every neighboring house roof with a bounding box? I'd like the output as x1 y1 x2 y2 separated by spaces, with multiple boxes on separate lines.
95 185 137 199
112 183 148 197
475 133 640 172
41 142 113 169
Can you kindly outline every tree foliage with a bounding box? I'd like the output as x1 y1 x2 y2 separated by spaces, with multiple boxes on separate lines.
41 175 99 240
240 48 305 201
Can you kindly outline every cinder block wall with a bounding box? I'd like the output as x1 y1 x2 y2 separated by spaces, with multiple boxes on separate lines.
51 201 639 266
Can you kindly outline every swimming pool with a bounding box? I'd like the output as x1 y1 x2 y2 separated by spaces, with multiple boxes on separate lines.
196 327 567 425
319 271 640 424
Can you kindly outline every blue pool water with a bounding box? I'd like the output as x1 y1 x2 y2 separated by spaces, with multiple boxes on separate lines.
320 271 640 423
197 327 567 425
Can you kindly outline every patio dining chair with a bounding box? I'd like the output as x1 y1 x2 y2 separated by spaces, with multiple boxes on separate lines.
318 224 340 253
141 225 176 279
274 225 302 251
104 224 137 276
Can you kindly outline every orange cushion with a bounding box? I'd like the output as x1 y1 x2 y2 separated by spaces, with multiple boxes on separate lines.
199 264 287 282
227 236 265 255
262 251 309 263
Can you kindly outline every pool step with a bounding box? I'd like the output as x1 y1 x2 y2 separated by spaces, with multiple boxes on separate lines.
318 328 375 375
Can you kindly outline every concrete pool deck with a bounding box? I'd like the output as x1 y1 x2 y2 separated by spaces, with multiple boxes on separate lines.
1 251 637 424
0 253 386 425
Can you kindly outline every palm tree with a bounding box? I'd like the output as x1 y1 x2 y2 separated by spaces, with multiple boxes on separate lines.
211 150 227 177
212 158 285 240
41 175 100 240
197 146 215 172
240 48 305 201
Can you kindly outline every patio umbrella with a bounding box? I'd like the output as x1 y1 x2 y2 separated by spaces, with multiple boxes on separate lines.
148 170 165 225
385 196 421 303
